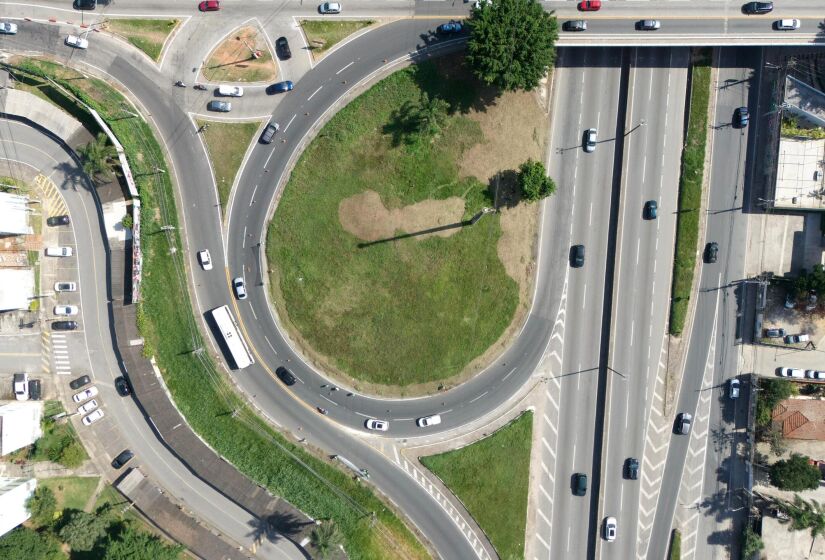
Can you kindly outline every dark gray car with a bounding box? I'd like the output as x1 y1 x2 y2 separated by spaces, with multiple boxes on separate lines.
207 100 231 112
261 123 279 144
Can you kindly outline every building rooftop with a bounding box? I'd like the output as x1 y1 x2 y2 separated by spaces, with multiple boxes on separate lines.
773 398 825 440
0 269 34 312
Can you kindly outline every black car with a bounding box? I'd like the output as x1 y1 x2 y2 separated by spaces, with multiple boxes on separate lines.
73 0 96 9
704 242 718 264
28 379 42 400
47 215 70 226
573 472 587 496
276 367 296 386
562 20 587 32
70 375 91 390
260 123 279 144
571 245 585 268
276 36 291 59
111 449 134 469
644 200 658 220
624 457 639 480
734 106 749 128
114 376 131 397
742 1 773 14
52 320 78 330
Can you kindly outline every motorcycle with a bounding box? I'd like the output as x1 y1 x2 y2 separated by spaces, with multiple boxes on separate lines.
194 83 208 91
174 80 186 87
317 407 328 415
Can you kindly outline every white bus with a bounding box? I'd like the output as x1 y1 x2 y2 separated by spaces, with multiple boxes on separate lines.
208 305 254 369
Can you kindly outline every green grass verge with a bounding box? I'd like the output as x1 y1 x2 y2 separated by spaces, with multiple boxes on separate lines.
267 60 518 387
8 57 428 560
668 529 681 559
40 476 100 512
421 412 533 560
669 49 712 336
106 19 179 62
196 120 260 215
301 20 375 57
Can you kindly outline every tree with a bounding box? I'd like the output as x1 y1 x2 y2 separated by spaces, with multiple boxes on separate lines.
121 213 133 230
102 526 182 560
77 133 118 182
466 0 558 91
770 453 822 491
58 507 112 552
414 92 450 137
0 526 64 560
762 424 788 457
310 520 344 560
741 524 764 557
781 495 825 547
57 441 86 469
26 486 57 527
517 159 556 202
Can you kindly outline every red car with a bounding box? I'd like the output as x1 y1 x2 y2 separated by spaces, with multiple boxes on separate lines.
198 0 220 11
578 0 601 10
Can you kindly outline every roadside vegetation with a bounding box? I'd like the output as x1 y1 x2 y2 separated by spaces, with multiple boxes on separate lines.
781 117 825 140
755 377 796 456
196 120 260 214
4 401 88 468
421 412 533 560
770 453 822 491
4 56 429 560
740 524 763 559
202 26 277 83
300 20 374 59
669 49 712 335
105 19 179 62
668 529 681 560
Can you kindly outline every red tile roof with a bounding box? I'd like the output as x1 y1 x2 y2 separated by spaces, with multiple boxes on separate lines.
773 399 825 440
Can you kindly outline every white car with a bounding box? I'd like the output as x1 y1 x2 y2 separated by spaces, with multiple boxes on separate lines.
0 22 18 34
13 373 29 401
198 250 213 271
55 282 78 292
806 370 825 380
779 367 805 378
319 1 341 13
72 386 99 403
65 35 89 49
416 414 442 428
603 516 617 542
54 305 79 316
45 246 73 257
82 409 105 425
217 85 244 97
365 418 388 431
233 277 247 300
584 128 597 152
775 19 800 31
77 399 98 415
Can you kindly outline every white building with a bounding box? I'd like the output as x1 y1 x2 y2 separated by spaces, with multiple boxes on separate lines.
0 401 43 456
0 269 35 312
0 478 37 538
0 192 32 236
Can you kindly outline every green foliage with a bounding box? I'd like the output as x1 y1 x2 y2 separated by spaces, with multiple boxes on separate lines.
756 378 797 428
121 213 133 229
102 526 183 560
517 159 556 202
106 19 179 62
77 133 118 183
310 521 345 560
782 117 825 140
27 486 57 527
669 52 712 335
741 524 764 557
0 527 65 560
793 264 825 302
781 495 825 539
421 412 533 559
58 507 113 552
668 529 681 560
466 0 558 91
770 454 822 491
58 441 86 468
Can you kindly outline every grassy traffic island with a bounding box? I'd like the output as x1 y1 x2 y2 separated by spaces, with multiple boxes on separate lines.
103 19 180 62
267 55 548 393
202 26 277 83
196 119 260 214
421 412 534 560
300 20 375 60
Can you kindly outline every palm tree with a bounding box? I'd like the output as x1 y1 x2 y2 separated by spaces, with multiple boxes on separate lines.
77 133 118 182
781 495 825 552
309 520 344 560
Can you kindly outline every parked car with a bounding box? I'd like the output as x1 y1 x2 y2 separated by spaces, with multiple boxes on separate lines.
365 418 388 431
624 458 639 480
0 22 17 35
207 100 231 112
261 122 280 144
584 127 597 152
416 414 442 428
52 320 78 330
198 0 220 11
65 35 89 49
46 246 73 257
603 516 617 542
28 379 41 400
676 412 692 434
111 449 135 469
233 277 247 300
54 305 79 316
742 1 773 14
784 334 810 344
217 85 244 97
69 375 91 390
563 20 588 32
775 19 800 31
704 242 718 263
437 21 464 34
267 80 294 94
785 292 796 309
637 20 661 31
82 409 105 425
778 367 805 378
573 472 587 496
55 282 78 292
734 107 749 128
319 2 342 13
806 370 825 380
763 328 785 338
77 399 98 415
72 386 99 403
276 367 297 386
276 36 292 59
73 0 96 9
729 378 740 399
47 214 70 226
571 244 585 268
578 0 601 10
13 373 29 401
115 376 131 397
644 200 658 220
197 249 212 271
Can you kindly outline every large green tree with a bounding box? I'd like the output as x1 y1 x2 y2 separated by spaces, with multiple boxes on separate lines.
0 527 64 560
517 159 556 202
26 486 57 527
77 133 118 182
770 453 822 491
310 521 344 560
102 526 182 560
58 507 112 552
466 0 558 91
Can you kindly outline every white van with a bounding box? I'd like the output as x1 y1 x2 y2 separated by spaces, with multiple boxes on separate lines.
217 85 244 97
45 246 73 257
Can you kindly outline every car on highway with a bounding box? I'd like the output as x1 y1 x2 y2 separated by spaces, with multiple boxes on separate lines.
583 127 597 152
72 386 99 403
77 399 98 415
276 36 292 59
676 412 692 434
52 320 78 331
742 1 773 14
197 250 212 270
46 246 73 257
267 81 294 94
217 85 244 97
73 0 96 9
82 409 105 426
578 0 600 10
729 378 740 399
784 333 810 344
603 516 617 542
0 22 18 35
47 214 70 226
644 200 658 220
233 277 248 300
779 367 805 378
637 20 661 31
111 449 135 469
13 373 29 401
573 472 587 496
70 375 91 390
416 414 442 428
562 20 587 32
261 122 280 144
624 457 639 480
775 19 800 31
763 328 785 338
65 35 89 49
28 379 41 401
54 305 79 316
704 241 718 263
207 100 231 112
734 106 749 128
365 418 388 431
115 376 131 397
55 282 78 292
571 244 585 268
806 370 825 380
276 367 297 386
198 0 220 11
437 21 463 34
319 2 342 14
